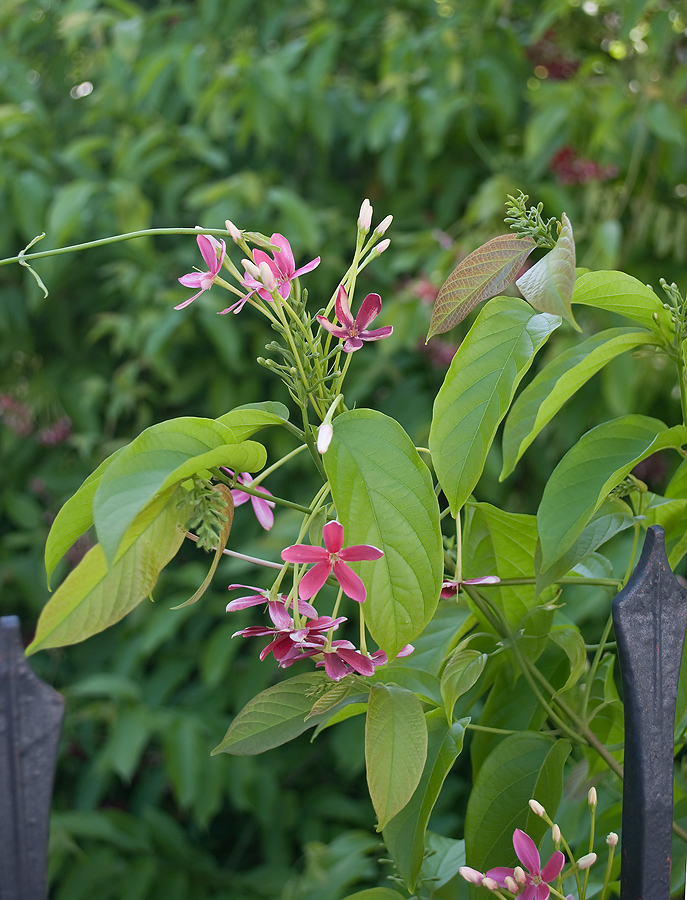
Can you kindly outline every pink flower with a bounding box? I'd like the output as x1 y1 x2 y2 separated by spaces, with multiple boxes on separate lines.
281 520 384 603
486 829 565 900
440 575 501 599
226 470 275 530
315 642 414 680
232 598 345 667
226 584 317 618
241 233 320 303
317 286 393 352
176 235 226 309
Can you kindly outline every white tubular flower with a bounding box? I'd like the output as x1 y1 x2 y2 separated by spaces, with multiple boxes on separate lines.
504 876 519 894
513 866 526 885
577 853 597 870
242 258 260 279
317 422 333 454
358 198 373 233
258 260 277 293
374 214 393 236
225 218 242 242
458 867 484 885
588 786 598 807
529 799 546 817
606 832 618 847
552 824 561 844
482 877 499 891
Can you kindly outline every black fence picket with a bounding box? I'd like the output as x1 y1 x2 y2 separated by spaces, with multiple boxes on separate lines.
0 616 64 900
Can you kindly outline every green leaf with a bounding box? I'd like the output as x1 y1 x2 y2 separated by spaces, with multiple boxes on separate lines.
311 701 368 739
549 624 587 695
216 401 290 441
44 447 124 588
537 416 687 572
342 890 406 900
501 328 663 479
93 417 266 563
365 683 428 830
27 487 188 654
417 832 466 892
572 270 674 337
382 709 465 890
427 234 536 338
211 673 327 756
667 458 687 499
516 213 579 329
464 733 571 874
430 298 560 515
325 409 443 657
441 650 487 723
534 498 636 595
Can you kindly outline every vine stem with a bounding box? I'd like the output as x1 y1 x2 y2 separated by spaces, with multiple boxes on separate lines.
184 532 282 569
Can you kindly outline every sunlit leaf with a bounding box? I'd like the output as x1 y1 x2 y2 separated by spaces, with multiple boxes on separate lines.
516 212 579 329
572 270 674 337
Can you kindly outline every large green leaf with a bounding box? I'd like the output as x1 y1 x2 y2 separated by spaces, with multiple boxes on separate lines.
93 417 266 563
572 270 674 337
44 446 124 588
324 409 442 657
534 497 636 595
216 401 290 441
365 683 428 830
427 234 535 338
27 487 188 654
501 327 663 479
464 732 571 874
382 710 465 891
516 212 579 329
441 650 487 723
537 416 687 572
430 298 560 515
212 673 327 756
343 890 406 900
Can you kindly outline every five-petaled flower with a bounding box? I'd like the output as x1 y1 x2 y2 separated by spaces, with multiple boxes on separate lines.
224 470 275 531
232 598 345 667
238 232 320 305
314 642 414 680
177 235 226 309
486 829 565 900
281 519 383 603
317 285 393 352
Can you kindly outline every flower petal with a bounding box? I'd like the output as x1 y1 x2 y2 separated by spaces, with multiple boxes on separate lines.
334 285 355 329
355 292 382 331
322 520 344 554
178 273 203 288
359 325 394 342
539 851 565 883
267 600 293 630
332 559 367 602
281 544 330 563
336 646 376 676
297 561 333 600
513 829 541 875
484 868 515 887
293 256 320 278
323 651 349 681
316 316 350 340
197 235 225 274
174 290 204 310
270 234 295 278
342 336 364 352
339 543 384 562
250 492 275 530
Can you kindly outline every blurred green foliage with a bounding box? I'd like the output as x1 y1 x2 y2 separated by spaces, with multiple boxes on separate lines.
1 0 687 896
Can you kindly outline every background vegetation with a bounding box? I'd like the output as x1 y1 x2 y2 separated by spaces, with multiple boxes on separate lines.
1 0 687 897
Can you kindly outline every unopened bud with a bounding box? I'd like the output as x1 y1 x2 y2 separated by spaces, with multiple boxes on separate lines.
577 853 597 870
242 258 260 279
513 867 526 885
606 832 618 847
225 219 242 242
504 876 519 894
458 867 484 885
552 824 561 844
374 238 390 256
258 261 276 292
317 422 333 454
358 198 373 233
588 786 597 807
375 214 393 236
529 799 546 817
482 877 499 891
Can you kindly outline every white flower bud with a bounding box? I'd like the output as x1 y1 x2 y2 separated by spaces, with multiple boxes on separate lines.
242 258 260 279
258 261 276 292
588 786 597 807
224 219 242 242
577 852 597 870
317 422 333 454
482 877 499 891
504 876 519 894
358 198 373 233
552 824 561 844
529 799 546 817
458 867 484 885
513 867 526 885
374 238 390 256
606 832 618 847
375 214 393 236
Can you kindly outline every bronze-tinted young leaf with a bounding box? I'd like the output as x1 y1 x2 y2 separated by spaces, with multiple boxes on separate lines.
426 234 535 339
516 213 580 330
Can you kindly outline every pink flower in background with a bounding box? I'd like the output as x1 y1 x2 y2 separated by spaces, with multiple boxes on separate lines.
176 235 226 309
317 286 393 352
281 520 384 603
223 469 275 530
486 829 565 900
241 233 320 302
315 642 415 679
226 584 317 617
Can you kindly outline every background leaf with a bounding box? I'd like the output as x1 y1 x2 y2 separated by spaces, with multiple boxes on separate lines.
516 212 579 329
325 409 443 657
365 683 428 830
430 298 560 515
427 234 535 338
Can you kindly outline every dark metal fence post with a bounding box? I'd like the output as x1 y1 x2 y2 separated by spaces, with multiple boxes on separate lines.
0 616 64 900
612 525 687 900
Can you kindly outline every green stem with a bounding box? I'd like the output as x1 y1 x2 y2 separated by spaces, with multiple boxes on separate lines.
582 612 615 720
213 469 312 514
248 444 307 487
184 532 282 569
